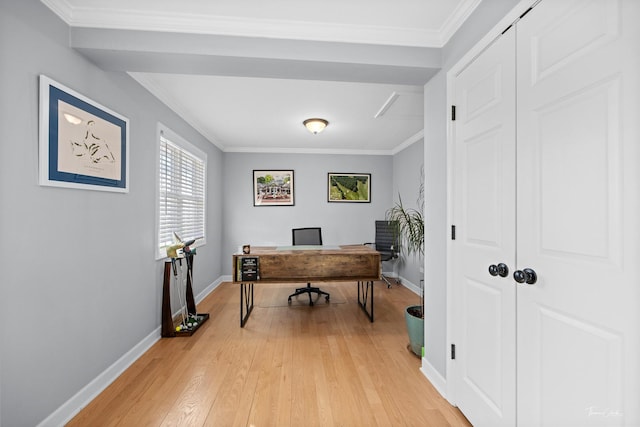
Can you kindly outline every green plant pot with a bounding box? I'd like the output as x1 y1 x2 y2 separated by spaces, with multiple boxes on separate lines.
405 305 424 357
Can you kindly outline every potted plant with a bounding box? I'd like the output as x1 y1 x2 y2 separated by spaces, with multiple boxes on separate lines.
386 180 424 357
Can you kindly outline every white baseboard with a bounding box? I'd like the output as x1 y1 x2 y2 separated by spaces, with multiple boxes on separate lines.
381 270 397 279
195 276 225 304
219 274 233 286
399 277 421 296
420 357 448 400
38 276 224 427
37 328 161 427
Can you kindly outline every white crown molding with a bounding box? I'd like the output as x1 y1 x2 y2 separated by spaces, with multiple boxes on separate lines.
391 129 424 155
40 0 74 23
224 129 423 155
437 0 483 45
40 0 473 48
222 146 394 156
129 73 225 151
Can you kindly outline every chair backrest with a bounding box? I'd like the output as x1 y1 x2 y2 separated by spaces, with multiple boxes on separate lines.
375 220 398 253
292 227 323 245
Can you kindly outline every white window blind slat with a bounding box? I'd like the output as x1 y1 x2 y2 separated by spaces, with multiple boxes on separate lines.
156 130 206 259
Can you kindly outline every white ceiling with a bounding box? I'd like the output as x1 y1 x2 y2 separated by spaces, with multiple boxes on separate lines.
41 0 481 154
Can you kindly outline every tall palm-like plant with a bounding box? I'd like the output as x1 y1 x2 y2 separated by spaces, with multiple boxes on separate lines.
386 167 425 318
385 194 424 257
387 169 425 356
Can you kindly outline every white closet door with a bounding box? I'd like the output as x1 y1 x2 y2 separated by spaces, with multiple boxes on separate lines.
451 28 517 427
516 0 640 425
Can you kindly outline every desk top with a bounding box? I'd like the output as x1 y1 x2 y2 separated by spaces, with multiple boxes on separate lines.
275 245 339 251
232 245 380 283
245 244 376 255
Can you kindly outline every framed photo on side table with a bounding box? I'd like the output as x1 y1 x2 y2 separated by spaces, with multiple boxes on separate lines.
253 170 294 206
39 75 130 192
328 173 371 203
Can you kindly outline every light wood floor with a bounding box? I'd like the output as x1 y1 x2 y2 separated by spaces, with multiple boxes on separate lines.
68 280 471 426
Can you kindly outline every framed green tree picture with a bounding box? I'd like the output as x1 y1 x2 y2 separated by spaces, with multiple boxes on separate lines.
327 173 371 203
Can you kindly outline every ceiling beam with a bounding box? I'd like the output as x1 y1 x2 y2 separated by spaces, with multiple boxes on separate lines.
70 28 442 85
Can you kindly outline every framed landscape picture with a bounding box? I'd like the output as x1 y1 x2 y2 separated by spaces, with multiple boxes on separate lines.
253 170 294 206
328 173 371 203
39 75 129 192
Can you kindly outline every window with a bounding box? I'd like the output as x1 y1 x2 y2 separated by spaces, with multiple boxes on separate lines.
156 124 206 259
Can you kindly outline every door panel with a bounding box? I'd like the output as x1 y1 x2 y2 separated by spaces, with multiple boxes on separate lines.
451 28 516 427
465 130 503 246
517 0 639 425
537 306 623 426
531 0 620 84
464 278 505 412
537 81 620 261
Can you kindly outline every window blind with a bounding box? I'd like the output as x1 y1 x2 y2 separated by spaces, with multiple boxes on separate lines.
157 132 206 258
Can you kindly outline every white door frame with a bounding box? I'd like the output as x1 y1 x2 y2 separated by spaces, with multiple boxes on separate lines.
445 0 541 407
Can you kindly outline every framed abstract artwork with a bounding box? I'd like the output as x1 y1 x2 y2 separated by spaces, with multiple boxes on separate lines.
328 173 371 203
39 75 130 192
253 170 294 206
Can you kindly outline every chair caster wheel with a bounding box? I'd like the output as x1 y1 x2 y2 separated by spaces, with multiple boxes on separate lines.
325 296 330 302
288 298 292 304
309 301 314 306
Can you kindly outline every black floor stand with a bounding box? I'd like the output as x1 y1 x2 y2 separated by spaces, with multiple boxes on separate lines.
161 253 209 337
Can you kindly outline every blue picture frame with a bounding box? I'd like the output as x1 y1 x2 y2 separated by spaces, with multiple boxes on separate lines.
39 75 129 192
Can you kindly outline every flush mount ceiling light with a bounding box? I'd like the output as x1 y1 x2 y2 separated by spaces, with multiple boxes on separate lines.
303 118 329 134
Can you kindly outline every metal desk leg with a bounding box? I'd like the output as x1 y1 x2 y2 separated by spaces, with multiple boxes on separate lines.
240 282 254 327
357 280 374 322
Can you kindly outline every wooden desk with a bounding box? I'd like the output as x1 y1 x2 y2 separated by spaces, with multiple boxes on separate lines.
232 245 381 327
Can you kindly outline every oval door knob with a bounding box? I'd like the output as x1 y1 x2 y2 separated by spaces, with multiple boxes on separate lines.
488 263 509 277
497 263 509 278
489 264 499 276
513 268 537 285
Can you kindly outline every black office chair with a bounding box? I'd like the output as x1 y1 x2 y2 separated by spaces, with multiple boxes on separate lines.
288 227 330 306
367 220 399 288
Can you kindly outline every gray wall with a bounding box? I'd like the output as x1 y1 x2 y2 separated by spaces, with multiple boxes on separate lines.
222 153 393 265
392 140 424 288
0 1 223 426
422 0 522 378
